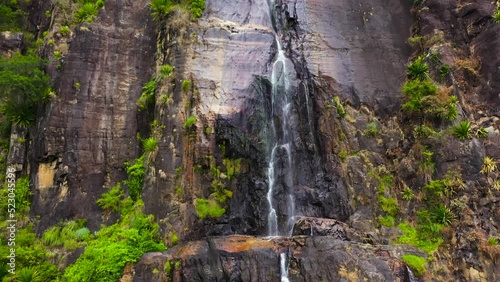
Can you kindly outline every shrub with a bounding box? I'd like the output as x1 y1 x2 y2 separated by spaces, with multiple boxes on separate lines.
142 137 157 152
0 53 50 127
137 76 156 110
75 3 99 23
365 121 380 137
17 267 39 282
63 204 165 281
97 183 124 212
480 156 497 175
402 186 415 201
188 0 205 18
184 116 197 130
378 196 398 216
406 57 429 81
333 96 346 118
429 204 456 226
194 198 225 219
182 79 191 93
453 120 471 140
494 8 500 23
438 64 450 78
150 0 174 22
402 79 438 113
402 254 427 277
124 156 145 201
59 25 70 36
75 227 91 240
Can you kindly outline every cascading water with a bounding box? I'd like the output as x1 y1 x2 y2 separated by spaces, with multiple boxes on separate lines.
266 1 296 237
280 252 290 282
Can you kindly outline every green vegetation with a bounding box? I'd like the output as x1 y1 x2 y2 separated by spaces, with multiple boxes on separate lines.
333 96 346 118
396 222 442 255
0 53 51 127
41 220 89 251
60 25 71 36
124 155 146 201
188 0 205 18
378 215 395 227
480 156 497 175
164 260 172 273
406 56 428 81
402 186 415 201
402 254 427 277
159 64 174 78
365 121 380 137
150 0 174 22
75 0 105 23
63 199 165 281
222 158 243 180
137 76 157 110
453 120 471 140
494 4 500 23
143 137 158 152
170 231 179 245
488 237 498 245
0 0 28 31
475 127 488 138
184 115 197 130
182 79 191 93
97 183 125 212
194 198 225 219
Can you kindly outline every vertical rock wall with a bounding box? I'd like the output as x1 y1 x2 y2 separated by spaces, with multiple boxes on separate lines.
30 0 156 231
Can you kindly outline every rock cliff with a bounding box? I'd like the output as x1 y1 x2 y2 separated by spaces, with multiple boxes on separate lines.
2 0 498 281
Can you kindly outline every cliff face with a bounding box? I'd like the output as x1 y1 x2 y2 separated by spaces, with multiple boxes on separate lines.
30 0 156 231
14 0 499 280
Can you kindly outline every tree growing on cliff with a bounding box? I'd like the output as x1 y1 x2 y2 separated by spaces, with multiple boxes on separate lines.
0 53 51 127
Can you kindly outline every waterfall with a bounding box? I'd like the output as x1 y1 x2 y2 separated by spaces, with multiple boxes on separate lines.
280 252 290 282
265 5 296 236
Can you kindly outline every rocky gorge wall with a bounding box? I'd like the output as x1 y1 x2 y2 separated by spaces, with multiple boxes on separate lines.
4 0 498 281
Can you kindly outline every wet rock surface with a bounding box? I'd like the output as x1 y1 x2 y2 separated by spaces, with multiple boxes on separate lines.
132 235 420 282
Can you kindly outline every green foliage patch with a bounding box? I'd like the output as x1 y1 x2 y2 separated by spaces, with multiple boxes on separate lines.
453 120 472 140
137 76 157 110
402 254 427 277
0 53 51 127
124 155 146 201
194 198 225 219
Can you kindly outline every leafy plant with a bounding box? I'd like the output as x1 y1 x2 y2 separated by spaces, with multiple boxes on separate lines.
59 25 70 36
0 53 51 127
402 254 427 277
137 76 156 110
378 196 398 216
333 96 346 118
75 3 99 23
402 186 415 201
401 79 438 113
16 267 39 282
365 121 380 137
75 227 91 240
159 64 174 78
438 64 450 78
184 116 197 130
406 57 429 81
97 183 124 212
430 204 456 226
194 198 225 219
480 157 497 175
378 215 395 227
142 137 157 152
475 127 488 138
488 237 498 245
124 156 146 201
188 0 205 18
150 0 174 22
182 79 191 93
453 120 471 140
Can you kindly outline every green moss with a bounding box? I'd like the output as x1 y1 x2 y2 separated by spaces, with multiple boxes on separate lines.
402 254 427 277
175 261 181 268
333 96 346 118
194 198 225 219
338 149 347 162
